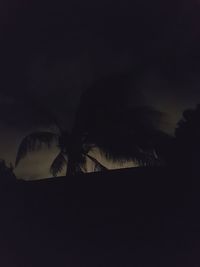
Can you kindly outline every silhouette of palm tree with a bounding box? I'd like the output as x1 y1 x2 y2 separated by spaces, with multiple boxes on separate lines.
15 120 107 177
85 107 169 166
76 75 169 166
16 72 170 175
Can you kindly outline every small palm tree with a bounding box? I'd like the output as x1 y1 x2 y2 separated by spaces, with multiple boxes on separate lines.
15 126 107 177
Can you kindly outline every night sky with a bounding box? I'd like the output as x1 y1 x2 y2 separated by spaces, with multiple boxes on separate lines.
1 0 200 179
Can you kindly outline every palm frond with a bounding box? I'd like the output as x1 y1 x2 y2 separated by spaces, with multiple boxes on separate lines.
50 152 67 177
97 144 158 167
85 153 108 171
15 132 58 166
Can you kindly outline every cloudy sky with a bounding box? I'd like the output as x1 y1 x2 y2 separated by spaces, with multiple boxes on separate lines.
0 0 200 179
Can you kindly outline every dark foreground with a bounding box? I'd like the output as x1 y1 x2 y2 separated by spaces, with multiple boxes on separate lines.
0 167 199 267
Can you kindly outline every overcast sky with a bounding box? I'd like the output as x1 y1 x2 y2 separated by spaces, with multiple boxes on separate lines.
1 0 200 179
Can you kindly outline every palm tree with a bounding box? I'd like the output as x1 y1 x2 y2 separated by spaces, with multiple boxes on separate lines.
15 124 107 177
75 74 170 167
78 86 169 167
16 73 168 175
86 121 168 168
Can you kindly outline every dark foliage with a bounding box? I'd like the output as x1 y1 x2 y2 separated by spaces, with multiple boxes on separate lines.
15 130 106 177
15 73 172 175
15 132 58 166
174 104 200 173
76 75 170 166
0 159 16 181
50 152 67 177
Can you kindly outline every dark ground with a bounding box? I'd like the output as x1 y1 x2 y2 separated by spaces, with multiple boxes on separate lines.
0 167 199 266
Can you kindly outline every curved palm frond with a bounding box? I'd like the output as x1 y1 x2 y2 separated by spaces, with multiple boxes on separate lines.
134 149 159 166
85 153 108 171
96 142 158 167
15 132 58 166
50 152 67 177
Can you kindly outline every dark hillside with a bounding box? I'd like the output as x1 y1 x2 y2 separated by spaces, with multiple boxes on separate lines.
0 167 199 266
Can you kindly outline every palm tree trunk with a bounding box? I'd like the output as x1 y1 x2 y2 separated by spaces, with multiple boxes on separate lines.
66 155 76 177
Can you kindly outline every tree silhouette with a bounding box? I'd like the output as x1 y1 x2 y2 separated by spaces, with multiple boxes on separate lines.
76 74 170 166
15 72 170 176
0 159 16 181
15 126 107 177
85 106 170 166
174 104 200 172
15 97 108 177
